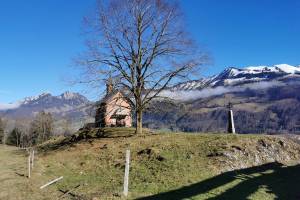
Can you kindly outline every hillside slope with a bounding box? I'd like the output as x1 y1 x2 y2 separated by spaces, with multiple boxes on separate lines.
144 64 300 134
144 83 300 134
2 129 299 199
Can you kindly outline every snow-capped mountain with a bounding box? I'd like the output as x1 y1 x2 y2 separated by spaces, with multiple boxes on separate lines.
1 64 300 134
0 92 93 119
20 91 90 107
145 64 300 134
2 64 297 116
173 64 300 90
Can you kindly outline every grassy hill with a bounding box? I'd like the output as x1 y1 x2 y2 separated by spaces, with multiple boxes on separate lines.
1 128 300 199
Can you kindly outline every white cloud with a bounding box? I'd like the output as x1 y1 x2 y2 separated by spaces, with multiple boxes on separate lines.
160 81 286 101
0 102 21 110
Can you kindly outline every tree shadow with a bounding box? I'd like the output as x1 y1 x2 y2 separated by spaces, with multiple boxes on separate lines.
38 128 137 153
136 162 300 200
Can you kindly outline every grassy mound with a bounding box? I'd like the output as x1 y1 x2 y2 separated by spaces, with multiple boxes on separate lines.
31 130 300 199
38 127 142 152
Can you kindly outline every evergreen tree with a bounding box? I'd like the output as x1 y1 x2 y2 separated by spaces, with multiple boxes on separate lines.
6 128 22 146
0 117 4 144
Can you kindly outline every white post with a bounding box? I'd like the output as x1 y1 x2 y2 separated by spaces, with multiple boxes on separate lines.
31 150 35 169
230 110 236 134
123 149 130 197
40 176 64 189
28 152 31 178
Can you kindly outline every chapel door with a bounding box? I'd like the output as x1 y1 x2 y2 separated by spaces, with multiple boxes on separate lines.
116 118 125 127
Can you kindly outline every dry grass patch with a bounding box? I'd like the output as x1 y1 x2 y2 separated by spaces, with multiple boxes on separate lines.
1 130 300 199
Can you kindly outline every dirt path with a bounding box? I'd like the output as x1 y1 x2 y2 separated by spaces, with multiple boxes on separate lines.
0 145 28 199
0 145 61 200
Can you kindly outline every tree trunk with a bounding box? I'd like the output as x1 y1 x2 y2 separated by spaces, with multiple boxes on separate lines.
136 109 143 135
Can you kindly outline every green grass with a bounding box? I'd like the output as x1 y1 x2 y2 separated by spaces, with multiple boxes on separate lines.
1 130 300 199
0 145 62 200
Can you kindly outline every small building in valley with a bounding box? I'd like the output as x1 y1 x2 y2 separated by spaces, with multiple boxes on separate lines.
95 80 132 127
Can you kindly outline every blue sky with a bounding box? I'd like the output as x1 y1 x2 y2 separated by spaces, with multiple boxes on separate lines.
0 0 299 103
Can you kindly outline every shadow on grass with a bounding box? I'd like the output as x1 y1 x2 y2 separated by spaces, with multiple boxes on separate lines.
15 172 25 177
37 127 138 153
137 162 300 200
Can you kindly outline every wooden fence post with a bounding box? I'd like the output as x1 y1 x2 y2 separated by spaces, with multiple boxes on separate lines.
123 149 130 197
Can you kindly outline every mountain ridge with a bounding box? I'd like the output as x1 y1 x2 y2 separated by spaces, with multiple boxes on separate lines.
1 63 299 111
172 64 300 91
0 91 93 121
1 64 300 134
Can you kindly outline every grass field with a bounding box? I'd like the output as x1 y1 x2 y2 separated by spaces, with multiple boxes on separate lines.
1 129 300 199
0 145 63 200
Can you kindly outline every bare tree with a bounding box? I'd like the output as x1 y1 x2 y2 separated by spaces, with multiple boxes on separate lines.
17 119 32 148
6 119 31 147
30 111 54 144
3 118 15 144
61 118 73 136
77 0 209 134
